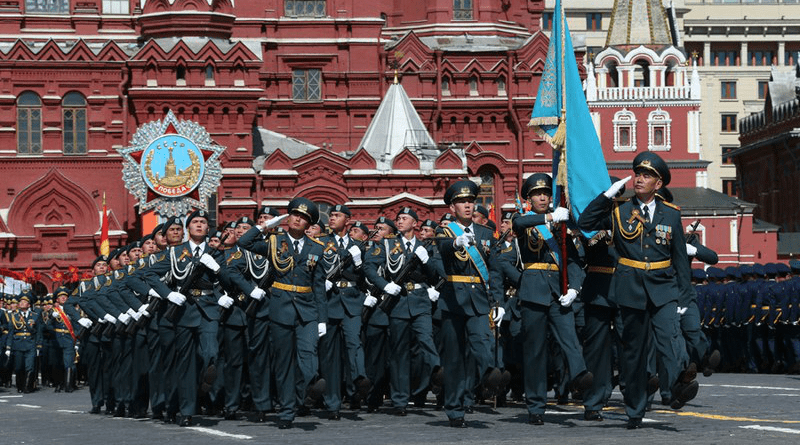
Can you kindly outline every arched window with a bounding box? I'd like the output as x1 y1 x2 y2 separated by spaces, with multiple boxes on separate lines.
497 76 507 96
454 0 473 20
63 92 87 155
476 167 496 209
613 109 636 152
17 92 42 155
648 109 671 151
469 75 479 96
441 75 451 96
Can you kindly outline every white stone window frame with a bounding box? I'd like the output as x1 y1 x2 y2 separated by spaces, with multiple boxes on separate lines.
613 109 636 152
647 109 671 152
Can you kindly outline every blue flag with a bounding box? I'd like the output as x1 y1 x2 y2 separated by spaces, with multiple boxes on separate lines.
529 0 610 234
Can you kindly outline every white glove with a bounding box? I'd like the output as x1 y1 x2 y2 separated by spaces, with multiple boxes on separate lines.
118 313 131 325
36 350 40 357
103 314 117 324
677 306 688 315
318 322 327 338
427 287 440 303
199 253 220 273
454 232 473 249
559 289 579 307
250 287 266 301
685 243 698 256
138 303 150 313
384 282 402 296
126 308 138 318
130 311 141 321
492 307 506 324
414 246 430 264
167 291 187 306
348 245 362 266
148 288 160 298
78 318 92 329
604 175 631 199
325 280 333 292
218 294 234 309
263 213 289 230
4 350 9 357
363 295 378 307
551 207 570 223
52 309 59 318
97 317 107 324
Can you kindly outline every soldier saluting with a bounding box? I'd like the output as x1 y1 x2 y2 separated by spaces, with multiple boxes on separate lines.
578 152 699 429
237 198 327 430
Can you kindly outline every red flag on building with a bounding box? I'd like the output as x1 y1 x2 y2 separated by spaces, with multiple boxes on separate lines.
100 192 109 256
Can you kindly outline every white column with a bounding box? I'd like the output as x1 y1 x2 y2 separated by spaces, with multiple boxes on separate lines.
778 41 786 66
741 42 748 67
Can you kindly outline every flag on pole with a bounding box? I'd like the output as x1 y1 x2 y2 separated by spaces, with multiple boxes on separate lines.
528 0 610 231
100 192 109 256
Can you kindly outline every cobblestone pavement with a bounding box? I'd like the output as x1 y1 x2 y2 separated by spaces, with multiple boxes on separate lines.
2 373 799 444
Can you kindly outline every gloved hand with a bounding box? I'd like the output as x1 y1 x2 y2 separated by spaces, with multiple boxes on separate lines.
551 207 570 223
363 295 378 307
250 287 266 301
148 288 160 298
138 303 149 314
427 287 440 303
325 280 333 292
318 322 327 338
604 175 631 199
348 245 362 266
677 306 688 315
126 308 138 318
199 253 220 273
103 314 117 324
4 349 9 357
36 349 40 357
77 318 92 329
52 309 59 318
384 282 402 296
218 294 234 309
118 313 131 325
167 291 187 306
130 311 141 322
261 213 289 231
685 243 698 256
559 289 579 307
492 307 506 324
454 232 474 249
414 246 430 264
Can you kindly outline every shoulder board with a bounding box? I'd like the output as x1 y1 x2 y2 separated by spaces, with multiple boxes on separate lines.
227 250 242 264
71 288 79 296
500 244 513 254
384 233 397 239
157 253 166 262
474 222 491 231
438 226 455 237
614 197 631 203
309 237 324 246
662 201 680 211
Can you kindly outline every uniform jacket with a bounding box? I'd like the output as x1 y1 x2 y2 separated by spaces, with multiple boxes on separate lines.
319 234 367 319
6 309 43 352
578 194 692 310
237 227 327 326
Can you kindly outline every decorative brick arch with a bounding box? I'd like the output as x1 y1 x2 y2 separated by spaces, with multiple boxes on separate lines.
7 168 99 237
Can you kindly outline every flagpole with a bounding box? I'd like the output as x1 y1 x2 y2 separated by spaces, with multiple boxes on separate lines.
558 0 569 295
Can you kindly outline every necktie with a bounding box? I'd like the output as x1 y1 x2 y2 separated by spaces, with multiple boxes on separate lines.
464 227 471 234
293 240 299 254
339 237 345 251
642 205 650 224
194 246 201 257
406 241 413 257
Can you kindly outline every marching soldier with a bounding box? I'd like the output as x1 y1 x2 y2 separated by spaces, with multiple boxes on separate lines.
143 210 228 426
578 152 699 429
364 207 443 416
512 173 591 425
237 198 327 429
436 180 505 428
48 286 79 393
318 204 371 419
6 290 43 393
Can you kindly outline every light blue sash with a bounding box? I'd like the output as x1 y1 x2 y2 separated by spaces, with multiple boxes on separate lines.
447 222 490 286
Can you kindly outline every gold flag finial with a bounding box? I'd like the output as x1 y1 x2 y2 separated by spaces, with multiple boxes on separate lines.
394 70 399 84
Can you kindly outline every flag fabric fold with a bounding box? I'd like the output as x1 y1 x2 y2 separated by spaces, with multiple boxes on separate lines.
529 0 611 232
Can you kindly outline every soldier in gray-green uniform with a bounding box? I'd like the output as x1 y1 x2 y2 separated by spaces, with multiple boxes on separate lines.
237 198 327 429
578 152 699 429
5 290 42 393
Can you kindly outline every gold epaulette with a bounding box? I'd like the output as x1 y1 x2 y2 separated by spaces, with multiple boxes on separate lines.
662 201 681 211
309 237 324 246
384 233 397 239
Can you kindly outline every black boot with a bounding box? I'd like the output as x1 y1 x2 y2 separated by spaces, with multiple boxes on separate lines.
15 371 24 393
24 372 36 393
65 368 74 393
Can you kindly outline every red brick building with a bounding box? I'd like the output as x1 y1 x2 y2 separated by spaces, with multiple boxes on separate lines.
0 0 556 286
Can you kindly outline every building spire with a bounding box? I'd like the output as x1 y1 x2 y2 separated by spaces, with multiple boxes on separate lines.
606 0 673 48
